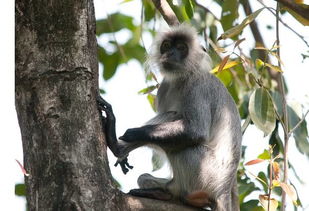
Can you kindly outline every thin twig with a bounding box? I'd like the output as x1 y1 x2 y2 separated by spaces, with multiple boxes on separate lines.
193 0 220 21
275 3 289 211
140 3 147 53
257 0 309 48
267 152 273 211
288 110 309 137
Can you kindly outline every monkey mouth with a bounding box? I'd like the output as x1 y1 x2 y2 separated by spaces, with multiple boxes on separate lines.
162 61 178 71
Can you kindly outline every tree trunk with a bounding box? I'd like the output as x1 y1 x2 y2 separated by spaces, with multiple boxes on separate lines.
15 1 197 210
15 0 123 210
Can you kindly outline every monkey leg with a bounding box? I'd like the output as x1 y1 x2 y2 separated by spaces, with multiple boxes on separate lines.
129 188 172 201
137 173 170 189
128 173 172 200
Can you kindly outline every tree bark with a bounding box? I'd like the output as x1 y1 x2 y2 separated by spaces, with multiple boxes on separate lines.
15 1 197 210
15 0 124 210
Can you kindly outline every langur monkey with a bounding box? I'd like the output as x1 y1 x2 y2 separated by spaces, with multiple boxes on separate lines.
97 24 242 211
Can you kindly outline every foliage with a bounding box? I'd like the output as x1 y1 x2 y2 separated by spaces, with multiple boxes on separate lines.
96 0 309 210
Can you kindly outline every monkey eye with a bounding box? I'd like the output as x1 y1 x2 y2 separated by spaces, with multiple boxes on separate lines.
161 40 171 53
176 43 187 52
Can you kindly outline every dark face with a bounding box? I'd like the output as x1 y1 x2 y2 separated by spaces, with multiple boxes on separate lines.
160 35 189 70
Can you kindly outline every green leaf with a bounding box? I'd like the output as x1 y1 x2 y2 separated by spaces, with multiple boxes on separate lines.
143 0 156 21
167 0 186 22
238 180 259 203
120 0 134 3
15 183 26 197
183 0 195 19
240 200 263 211
269 122 284 156
122 40 145 63
99 88 106 94
258 149 271 160
96 13 135 35
257 172 268 193
287 104 309 157
218 7 264 40
147 94 156 111
103 52 120 80
221 0 239 32
249 88 276 135
138 85 157 94
255 59 264 70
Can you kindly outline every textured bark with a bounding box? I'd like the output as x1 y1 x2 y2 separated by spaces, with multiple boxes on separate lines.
15 0 123 210
15 0 198 210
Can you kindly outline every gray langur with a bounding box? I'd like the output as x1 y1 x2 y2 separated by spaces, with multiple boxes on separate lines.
97 24 242 211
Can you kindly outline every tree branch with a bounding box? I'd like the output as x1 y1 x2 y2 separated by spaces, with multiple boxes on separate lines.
288 110 309 137
257 0 309 48
275 0 309 20
152 0 180 26
240 0 281 88
125 194 198 211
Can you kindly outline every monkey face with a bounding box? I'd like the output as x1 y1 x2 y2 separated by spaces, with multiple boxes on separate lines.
159 36 189 71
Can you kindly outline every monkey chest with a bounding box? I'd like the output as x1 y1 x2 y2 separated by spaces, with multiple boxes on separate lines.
156 86 183 112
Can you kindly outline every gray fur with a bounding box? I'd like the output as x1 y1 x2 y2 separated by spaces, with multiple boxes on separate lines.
121 24 242 211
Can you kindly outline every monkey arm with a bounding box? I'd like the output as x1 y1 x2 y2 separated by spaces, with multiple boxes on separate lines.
119 119 204 150
97 96 133 174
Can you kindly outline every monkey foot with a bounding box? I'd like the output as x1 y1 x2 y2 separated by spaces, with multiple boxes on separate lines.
128 188 172 201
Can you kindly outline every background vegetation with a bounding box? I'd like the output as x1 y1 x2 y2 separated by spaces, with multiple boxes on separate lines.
95 0 309 210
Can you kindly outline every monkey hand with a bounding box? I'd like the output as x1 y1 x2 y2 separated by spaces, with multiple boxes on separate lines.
114 157 133 174
119 128 138 142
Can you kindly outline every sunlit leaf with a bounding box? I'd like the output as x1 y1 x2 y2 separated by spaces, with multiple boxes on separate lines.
272 179 281 188
272 162 280 180
255 59 264 70
218 8 265 40
245 159 265 165
138 85 157 94
211 59 239 74
264 62 283 73
259 194 278 211
280 183 298 205
120 0 134 3
183 0 195 19
147 94 156 111
249 88 276 135
258 149 271 160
